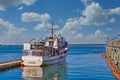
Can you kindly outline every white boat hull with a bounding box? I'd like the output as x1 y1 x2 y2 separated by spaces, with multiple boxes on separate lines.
22 53 67 66
22 56 43 66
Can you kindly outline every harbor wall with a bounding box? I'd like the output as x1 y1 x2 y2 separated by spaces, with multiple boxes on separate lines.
0 60 21 70
105 41 120 73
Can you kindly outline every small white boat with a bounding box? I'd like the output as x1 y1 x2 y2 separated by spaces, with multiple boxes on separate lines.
22 25 68 66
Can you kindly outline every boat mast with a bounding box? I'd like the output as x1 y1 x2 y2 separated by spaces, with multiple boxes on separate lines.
52 22 53 38
48 21 57 38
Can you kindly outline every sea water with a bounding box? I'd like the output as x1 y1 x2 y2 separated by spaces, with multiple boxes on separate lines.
0 45 117 80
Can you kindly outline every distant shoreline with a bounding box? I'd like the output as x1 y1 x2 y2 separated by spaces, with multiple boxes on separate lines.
68 44 105 46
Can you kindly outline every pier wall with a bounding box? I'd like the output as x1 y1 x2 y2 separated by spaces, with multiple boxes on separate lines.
106 41 120 73
0 60 21 70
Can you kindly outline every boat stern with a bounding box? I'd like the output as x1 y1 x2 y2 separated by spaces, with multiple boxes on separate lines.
22 56 43 66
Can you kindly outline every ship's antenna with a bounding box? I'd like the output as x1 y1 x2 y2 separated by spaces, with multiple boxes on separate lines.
48 21 57 38
52 21 53 38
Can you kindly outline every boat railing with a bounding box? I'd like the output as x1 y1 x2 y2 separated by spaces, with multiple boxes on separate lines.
22 50 49 57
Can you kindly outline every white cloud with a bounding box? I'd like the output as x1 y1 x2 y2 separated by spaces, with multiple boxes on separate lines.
106 28 112 31
0 18 26 45
62 18 82 32
60 1 120 43
80 2 109 26
109 18 115 23
18 6 23 10
86 30 106 40
95 30 106 38
22 0 36 6
60 2 109 43
40 13 51 22
86 30 106 43
0 7 5 11
59 18 83 43
109 7 120 15
61 32 84 44
0 0 36 10
76 33 83 40
70 33 84 43
72 2 117 26
34 22 51 31
22 12 41 22
59 17 108 43
22 12 52 32
34 22 59 32
60 22 107 43
60 3 109 43
60 20 82 43
22 12 50 22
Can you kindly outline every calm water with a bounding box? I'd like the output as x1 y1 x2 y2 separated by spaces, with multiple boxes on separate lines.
0 45 117 80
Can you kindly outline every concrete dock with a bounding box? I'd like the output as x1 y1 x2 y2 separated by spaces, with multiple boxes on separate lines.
106 41 120 67
106 41 120 47
104 41 120 79
0 60 21 70
105 41 120 73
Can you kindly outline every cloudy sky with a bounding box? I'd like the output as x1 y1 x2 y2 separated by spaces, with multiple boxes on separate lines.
0 0 120 45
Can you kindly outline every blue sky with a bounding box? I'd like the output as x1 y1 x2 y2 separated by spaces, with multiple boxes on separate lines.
0 0 120 45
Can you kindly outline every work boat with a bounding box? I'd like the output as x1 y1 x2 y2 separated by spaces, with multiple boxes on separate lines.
22 27 68 66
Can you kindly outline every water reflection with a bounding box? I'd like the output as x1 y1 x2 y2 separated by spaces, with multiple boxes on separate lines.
22 62 67 80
